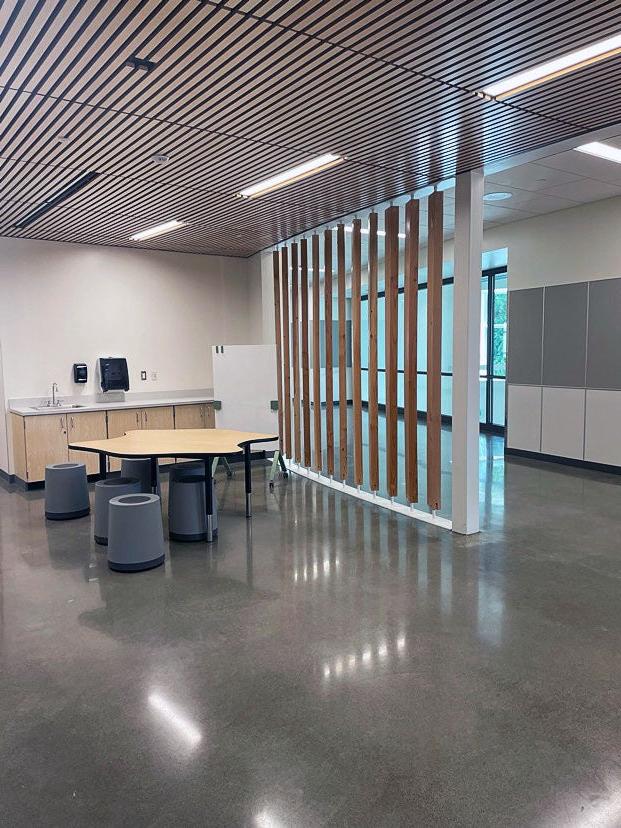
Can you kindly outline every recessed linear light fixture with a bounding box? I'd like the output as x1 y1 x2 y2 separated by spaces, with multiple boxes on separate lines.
575 141 621 164
14 171 99 228
238 153 344 198
484 191 512 202
483 33 621 98
130 219 186 241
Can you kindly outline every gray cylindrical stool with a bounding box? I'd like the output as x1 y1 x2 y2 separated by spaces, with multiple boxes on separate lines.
94 477 141 545
120 457 161 494
107 493 165 572
168 461 204 478
45 462 90 520
168 473 217 542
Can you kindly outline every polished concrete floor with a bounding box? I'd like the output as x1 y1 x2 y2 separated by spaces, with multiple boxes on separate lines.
2 436 621 826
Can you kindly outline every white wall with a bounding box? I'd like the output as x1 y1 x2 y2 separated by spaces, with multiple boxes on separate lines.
482 195 621 290
0 236 262 473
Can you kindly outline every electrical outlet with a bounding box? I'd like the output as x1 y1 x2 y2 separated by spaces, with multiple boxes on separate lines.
140 370 147 381
151 371 158 381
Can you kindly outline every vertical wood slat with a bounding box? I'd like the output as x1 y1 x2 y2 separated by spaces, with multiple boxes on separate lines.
351 218 363 485
427 191 444 510
368 212 379 492
404 199 419 504
337 223 347 481
385 204 399 498
324 229 334 476
300 238 311 467
281 246 291 457
312 234 322 470
272 251 284 452
291 242 301 463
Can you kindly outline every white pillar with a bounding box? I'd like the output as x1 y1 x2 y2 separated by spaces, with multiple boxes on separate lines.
452 169 484 534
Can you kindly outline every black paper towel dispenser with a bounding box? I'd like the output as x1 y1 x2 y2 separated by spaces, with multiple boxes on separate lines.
99 357 129 392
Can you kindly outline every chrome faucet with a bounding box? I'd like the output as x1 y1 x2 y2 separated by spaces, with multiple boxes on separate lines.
51 382 59 407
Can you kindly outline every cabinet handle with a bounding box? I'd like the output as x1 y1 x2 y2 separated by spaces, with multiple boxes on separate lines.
60 417 64 430
144 410 148 424
70 416 74 429
136 411 140 426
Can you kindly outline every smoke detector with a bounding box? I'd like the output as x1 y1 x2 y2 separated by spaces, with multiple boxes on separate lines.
151 154 170 165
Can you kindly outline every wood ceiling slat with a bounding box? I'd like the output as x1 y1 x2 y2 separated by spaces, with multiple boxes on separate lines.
0 0 616 256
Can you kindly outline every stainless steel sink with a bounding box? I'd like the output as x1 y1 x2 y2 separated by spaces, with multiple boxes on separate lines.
30 404 87 411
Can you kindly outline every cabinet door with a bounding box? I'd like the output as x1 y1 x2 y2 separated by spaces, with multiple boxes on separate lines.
174 404 204 429
203 403 215 428
141 406 175 464
67 411 108 475
24 414 68 482
107 408 142 471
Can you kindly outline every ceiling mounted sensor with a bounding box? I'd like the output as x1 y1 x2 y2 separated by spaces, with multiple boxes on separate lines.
151 153 170 165
57 135 70 145
575 141 621 164
484 191 512 201
125 55 156 72
130 220 186 241
14 171 99 228
238 153 345 198
482 32 621 98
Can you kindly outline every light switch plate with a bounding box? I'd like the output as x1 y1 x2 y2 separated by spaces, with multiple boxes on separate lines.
151 371 157 381
140 370 147 381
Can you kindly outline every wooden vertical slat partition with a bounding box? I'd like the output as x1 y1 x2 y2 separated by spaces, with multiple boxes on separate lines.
368 212 379 492
351 218 363 486
300 239 311 467
324 229 334 476
404 199 419 504
427 191 443 510
384 205 399 498
281 246 291 457
272 251 284 451
312 234 322 470
291 243 301 463
337 223 347 481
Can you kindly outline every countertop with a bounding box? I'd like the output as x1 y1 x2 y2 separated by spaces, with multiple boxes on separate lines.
9 394 216 417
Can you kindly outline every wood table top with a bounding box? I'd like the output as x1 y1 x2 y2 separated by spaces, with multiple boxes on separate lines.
69 428 278 458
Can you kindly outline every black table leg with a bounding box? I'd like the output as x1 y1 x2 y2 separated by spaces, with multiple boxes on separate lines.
204 456 214 543
150 457 158 493
99 452 107 481
244 445 252 518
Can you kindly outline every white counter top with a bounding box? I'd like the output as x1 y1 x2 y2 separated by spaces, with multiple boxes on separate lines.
10 393 216 417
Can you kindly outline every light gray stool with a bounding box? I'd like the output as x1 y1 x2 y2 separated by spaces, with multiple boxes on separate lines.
45 462 90 520
168 472 217 542
120 457 161 494
94 477 141 545
107 493 165 572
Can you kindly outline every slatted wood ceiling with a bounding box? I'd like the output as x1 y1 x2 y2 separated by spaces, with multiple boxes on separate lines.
1 0 620 257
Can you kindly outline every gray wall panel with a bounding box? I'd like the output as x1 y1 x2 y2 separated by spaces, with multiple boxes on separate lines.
507 288 543 385
542 282 587 387
587 278 621 389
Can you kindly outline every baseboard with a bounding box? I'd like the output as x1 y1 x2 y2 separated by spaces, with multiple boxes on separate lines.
0 468 15 484
505 447 621 476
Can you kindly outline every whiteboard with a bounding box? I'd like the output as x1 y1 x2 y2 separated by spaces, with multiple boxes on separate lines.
212 344 279 437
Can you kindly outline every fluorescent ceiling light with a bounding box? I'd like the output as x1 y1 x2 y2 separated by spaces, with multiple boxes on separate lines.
484 191 512 202
14 171 99 228
238 153 344 198
483 33 621 98
575 141 621 164
130 219 186 241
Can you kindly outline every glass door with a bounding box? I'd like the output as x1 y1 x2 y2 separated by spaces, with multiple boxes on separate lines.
480 268 507 431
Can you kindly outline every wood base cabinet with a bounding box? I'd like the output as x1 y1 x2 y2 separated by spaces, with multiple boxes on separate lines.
174 403 215 429
11 411 107 482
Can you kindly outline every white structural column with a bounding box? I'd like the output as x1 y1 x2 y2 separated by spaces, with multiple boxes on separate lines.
452 169 484 534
